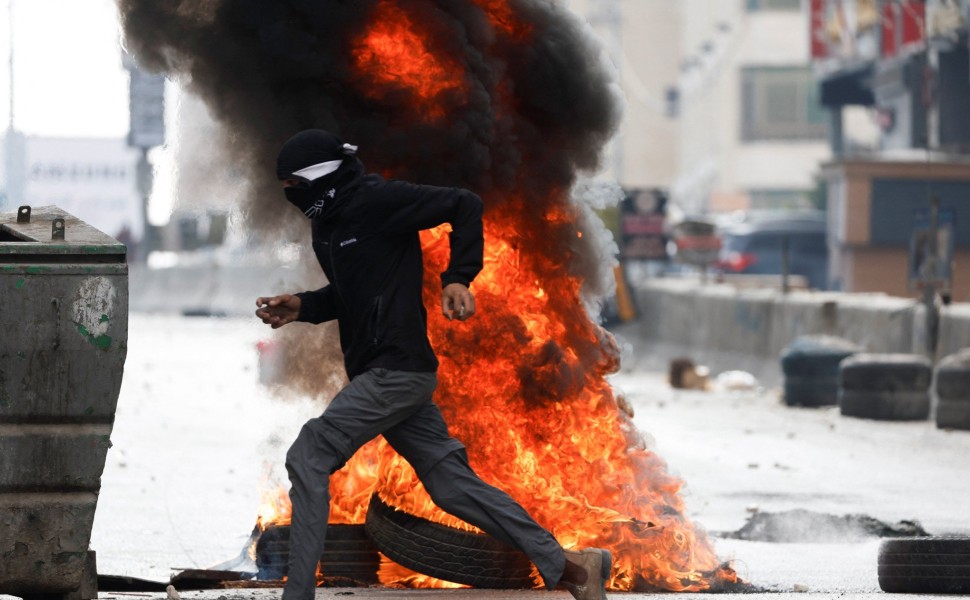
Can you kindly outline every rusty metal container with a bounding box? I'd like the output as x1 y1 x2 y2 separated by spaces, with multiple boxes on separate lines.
0 206 128 598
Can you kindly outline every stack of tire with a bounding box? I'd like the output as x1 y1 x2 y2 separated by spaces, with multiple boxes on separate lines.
879 536 970 593
935 349 970 431
839 354 932 421
255 523 381 584
780 335 861 407
253 496 536 589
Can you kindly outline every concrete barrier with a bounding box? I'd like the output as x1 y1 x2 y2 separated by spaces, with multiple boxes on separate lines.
129 262 307 316
629 279 949 382
939 303 970 359
125 263 969 380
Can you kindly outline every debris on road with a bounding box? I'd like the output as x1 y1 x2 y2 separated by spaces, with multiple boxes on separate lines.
721 509 928 542
714 370 760 392
668 357 711 390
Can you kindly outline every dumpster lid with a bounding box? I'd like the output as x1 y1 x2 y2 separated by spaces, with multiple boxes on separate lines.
0 205 126 263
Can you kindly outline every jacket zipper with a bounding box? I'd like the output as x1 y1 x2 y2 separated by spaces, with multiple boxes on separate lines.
328 229 350 312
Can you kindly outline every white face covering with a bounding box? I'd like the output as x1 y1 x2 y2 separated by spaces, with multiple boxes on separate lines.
293 159 343 181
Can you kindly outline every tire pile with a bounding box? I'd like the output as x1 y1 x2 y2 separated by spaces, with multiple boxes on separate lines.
838 354 932 421
255 523 381 585
254 493 535 588
779 336 970 430
935 349 970 430
780 335 861 407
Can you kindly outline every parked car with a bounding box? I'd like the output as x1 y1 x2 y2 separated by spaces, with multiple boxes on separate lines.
670 217 722 268
715 215 829 290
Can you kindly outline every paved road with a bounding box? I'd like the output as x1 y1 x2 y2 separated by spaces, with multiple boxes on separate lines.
5 315 967 600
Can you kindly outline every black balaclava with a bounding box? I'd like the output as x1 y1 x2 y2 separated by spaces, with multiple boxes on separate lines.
276 129 364 219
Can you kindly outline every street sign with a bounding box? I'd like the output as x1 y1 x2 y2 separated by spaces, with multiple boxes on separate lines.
909 207 955 291
126 62 166 149
620 188 668 261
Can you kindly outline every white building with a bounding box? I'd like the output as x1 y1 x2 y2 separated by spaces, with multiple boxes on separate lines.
569 0 878 215
674 0 839 214
0 132 143 242
567 0 682 189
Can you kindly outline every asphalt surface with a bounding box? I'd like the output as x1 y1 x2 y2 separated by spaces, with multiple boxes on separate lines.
4 314 969 600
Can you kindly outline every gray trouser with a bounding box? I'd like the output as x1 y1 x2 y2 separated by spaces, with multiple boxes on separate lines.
282 368 565 600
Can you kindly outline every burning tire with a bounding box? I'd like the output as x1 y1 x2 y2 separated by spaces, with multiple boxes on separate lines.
838 354 931 421
935 350 970 431
878 536 970 594
780 335 860 407
364 493 535 589
255 523 380 584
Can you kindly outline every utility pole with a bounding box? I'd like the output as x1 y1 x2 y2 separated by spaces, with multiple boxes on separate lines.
2 0 25 212
921 30 941 361
7 0 13 131
123 52 166 262
922 196 940 359
926 36 940 153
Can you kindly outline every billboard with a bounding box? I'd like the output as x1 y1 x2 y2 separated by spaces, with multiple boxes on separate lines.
23 137 142 243
619 188 668 261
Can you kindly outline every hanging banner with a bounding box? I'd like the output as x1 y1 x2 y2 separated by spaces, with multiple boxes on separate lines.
811 0 829 59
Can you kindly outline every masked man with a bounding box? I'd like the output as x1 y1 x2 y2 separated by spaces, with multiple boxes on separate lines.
257 129 610 600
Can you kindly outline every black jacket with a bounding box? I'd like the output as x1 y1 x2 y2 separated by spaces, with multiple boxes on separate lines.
295 173 484 380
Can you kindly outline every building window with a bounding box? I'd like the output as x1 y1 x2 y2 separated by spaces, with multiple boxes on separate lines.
746 0 801 10
741 66 828 141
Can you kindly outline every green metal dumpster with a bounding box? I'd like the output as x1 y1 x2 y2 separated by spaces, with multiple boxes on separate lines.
0 205 128 599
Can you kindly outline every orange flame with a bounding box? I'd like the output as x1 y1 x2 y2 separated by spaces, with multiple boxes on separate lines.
378 557 466 589
256 484 291 530
472 0 534 40
352 1 467 119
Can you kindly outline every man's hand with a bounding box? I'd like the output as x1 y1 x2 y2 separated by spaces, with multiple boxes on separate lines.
442 283 476 322
256 294 301 329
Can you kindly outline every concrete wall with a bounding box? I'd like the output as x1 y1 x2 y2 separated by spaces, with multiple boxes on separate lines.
129 263 308 317
630 278 970 381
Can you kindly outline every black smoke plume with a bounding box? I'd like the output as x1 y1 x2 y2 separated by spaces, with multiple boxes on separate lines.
117 0 622 239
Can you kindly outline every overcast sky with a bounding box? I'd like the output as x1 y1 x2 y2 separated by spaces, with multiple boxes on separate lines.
1 0 129 138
